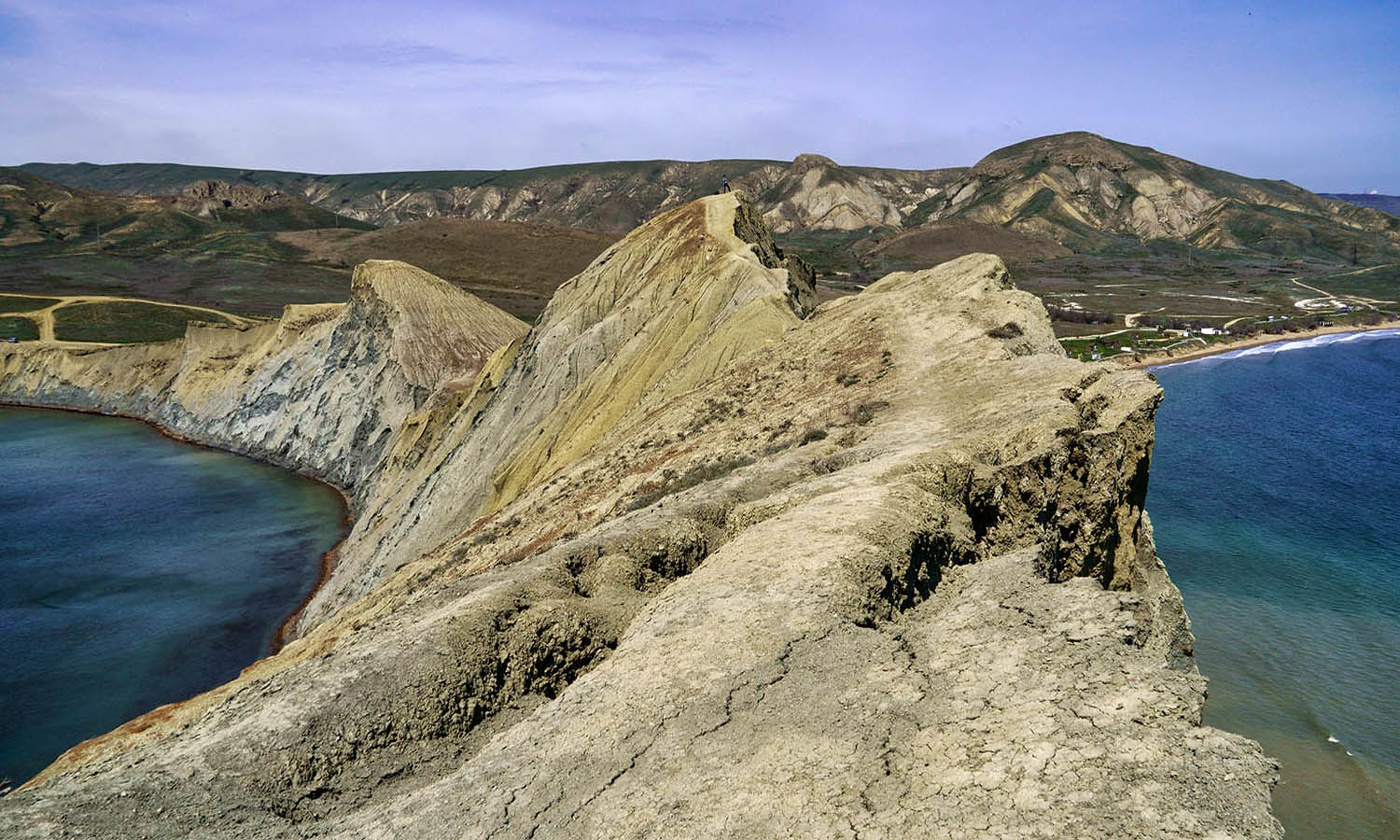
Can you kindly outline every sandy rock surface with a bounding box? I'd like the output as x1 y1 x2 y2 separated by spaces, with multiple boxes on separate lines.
0 194 1279 838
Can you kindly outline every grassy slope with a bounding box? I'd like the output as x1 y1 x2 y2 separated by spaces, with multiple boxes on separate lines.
52 300 234 343
16 142 1398 339
0 315 40 341
0 295 59 313
0 168 376 315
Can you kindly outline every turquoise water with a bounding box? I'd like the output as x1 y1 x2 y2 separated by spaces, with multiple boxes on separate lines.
1149 331 1400 839
0 406 345 787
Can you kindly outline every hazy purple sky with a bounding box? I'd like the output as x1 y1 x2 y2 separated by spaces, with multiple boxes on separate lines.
2 0 1396 191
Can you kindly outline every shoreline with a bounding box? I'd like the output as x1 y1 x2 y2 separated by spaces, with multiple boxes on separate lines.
1125 318 1400 369
0 398 353 656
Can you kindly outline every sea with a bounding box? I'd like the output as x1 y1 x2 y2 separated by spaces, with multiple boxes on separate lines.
0 405 345 788
1148 329 1400 839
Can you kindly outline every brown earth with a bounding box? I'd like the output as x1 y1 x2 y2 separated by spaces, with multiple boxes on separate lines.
875 219 1072 264
278 217 618 322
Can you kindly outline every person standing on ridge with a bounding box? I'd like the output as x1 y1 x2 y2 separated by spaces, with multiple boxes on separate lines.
720 176 731 193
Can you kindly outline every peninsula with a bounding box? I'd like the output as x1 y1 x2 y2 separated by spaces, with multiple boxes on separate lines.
0 193 1280 837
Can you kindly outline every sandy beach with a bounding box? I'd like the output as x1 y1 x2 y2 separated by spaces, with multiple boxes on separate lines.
1126 318 1400 369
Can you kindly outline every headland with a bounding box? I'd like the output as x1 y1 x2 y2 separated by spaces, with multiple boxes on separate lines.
0 194 1282 838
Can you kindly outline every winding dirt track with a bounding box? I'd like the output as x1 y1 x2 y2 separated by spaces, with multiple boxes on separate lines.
0 293 253 345
1290 266 1399 312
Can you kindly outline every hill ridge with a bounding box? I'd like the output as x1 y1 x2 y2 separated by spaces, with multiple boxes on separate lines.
20 135 1396 265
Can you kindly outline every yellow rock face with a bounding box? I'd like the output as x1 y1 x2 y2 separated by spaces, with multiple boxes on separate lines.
312 193 819 621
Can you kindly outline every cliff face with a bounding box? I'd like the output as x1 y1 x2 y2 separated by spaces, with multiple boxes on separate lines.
0 260 528 501
0 194 1279 838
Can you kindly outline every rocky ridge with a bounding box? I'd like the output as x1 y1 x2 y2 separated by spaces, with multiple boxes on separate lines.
174 179 299 216
0 193 1279 838
0 167 370 258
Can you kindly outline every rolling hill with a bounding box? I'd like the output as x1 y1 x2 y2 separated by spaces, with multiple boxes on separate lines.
918 133 1400 261
23 136 1398 267
0 167 370 254
20 157 967 236
1 168 616 320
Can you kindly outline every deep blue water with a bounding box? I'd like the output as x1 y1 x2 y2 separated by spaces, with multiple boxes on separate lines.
1149 330 1400 840
0 406 345 787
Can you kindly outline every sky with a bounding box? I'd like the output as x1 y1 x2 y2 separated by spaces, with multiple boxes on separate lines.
1 0 1397 192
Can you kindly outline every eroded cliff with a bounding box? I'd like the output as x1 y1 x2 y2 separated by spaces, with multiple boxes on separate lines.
0 259 527 501
0 194 1279 838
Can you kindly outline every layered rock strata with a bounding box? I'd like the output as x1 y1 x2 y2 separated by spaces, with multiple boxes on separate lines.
0 260 527 501
0 194 1279 838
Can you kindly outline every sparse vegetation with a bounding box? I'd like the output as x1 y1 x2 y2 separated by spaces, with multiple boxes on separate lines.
851 400 890 426
0 316 39 341
53 301 233 344
0 295 58 313
987 322 1024 339
625 455 757 511
278 217 616 322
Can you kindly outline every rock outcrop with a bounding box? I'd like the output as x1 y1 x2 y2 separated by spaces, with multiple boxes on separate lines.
175 180 290 215
755 153 910 232
19 158 969 235
0 193 1280 838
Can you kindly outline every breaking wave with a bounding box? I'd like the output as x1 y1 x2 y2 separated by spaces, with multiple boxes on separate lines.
1149 328 1400 370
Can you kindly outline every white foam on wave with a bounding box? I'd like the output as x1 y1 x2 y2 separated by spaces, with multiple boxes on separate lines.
1149 328 1400 371
1327 734 1357 757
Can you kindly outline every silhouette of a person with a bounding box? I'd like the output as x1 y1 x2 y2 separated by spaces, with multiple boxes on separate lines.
721 176 730 193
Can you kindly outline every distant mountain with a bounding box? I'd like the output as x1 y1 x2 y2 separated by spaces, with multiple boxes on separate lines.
1321 193 1400 219
916 133 1400 261
0 168 375 315
20 158 966 236
19 134 1399 266
0 167 611 320
0 167 369 253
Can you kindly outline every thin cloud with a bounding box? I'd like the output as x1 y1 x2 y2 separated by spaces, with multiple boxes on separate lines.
313 42 511 69
0 0 1396 191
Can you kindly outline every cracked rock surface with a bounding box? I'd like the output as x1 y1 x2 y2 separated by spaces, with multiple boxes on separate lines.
0 194 1279 838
